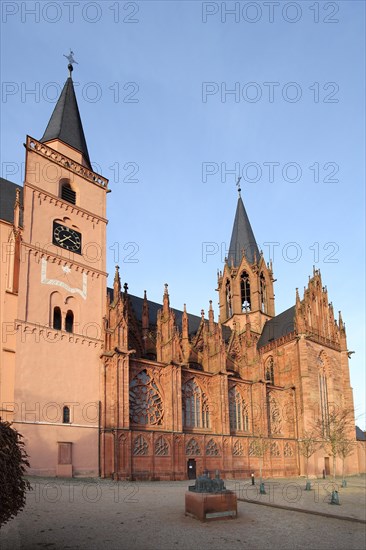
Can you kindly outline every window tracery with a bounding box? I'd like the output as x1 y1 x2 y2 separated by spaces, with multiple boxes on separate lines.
240 271 251 312
155 436 169 456
206 439 219 456
233 440 244 456
185 438 201 455
229 387 249 432
129 370 164 425
133 435 149 456
270 442 280 457
182 379 210 429
317 355 329 437
284 442 294 457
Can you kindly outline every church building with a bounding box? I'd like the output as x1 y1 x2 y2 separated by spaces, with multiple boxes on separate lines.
0 65 363 480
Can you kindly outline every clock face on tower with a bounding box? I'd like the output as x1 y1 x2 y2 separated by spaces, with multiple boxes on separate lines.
52 221 82 254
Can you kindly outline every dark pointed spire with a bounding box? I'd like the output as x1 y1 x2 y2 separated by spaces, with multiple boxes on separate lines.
228 195 260 266
40 71 91 169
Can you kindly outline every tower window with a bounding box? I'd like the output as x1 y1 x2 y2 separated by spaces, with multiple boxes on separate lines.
260 272 267 313
63 406 70 424
61 181 76 205
225 279 232 318
65 310 74 333
240 271 251 312
53 307 62 330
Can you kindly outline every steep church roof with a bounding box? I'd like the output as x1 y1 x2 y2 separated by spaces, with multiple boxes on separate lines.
228 196 260 266
257 306 296 348
0 177 23 226
40 77 91 169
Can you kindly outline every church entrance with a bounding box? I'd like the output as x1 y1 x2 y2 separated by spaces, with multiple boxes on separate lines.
187 459 196 480
324 457 330 476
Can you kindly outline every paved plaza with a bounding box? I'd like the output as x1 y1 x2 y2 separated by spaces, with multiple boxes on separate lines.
1 476 365 549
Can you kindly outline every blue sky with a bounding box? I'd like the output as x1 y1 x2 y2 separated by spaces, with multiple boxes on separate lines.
1 1 365 428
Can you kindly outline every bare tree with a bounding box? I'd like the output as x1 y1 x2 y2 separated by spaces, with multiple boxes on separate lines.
338 437 355 484
314 406 354 481
249 434 270 483
298 430 319 480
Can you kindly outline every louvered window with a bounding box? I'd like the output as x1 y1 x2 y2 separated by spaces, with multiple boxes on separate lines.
61 184 76 205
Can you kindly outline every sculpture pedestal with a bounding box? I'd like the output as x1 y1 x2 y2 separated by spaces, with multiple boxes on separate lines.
185 491 237 522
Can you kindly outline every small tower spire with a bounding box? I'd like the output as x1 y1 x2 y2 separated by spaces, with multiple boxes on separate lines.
113 265 121 298
40 51 91 169
142 290 149 331
182 303 189 340
163 283 170 313
208 300 214 330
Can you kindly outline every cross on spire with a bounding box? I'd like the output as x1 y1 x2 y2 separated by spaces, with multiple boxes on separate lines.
236 176 242 197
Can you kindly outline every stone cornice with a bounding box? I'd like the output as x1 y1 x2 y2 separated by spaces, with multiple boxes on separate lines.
26 136 108 190
15 319 103 347
22 242 108 278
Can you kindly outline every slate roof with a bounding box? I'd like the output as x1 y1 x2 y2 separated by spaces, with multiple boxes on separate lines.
107 288 232 342
356 426 366 441
40 77 91 169
0 177 23 226
228 196 260 266
257 305 296 348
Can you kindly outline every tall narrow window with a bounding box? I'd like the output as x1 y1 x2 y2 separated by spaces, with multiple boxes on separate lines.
229 387 249 432
182 379 210 429
53 307 62 330
60 180 76 205
318 356 329 437
225 279 232 318
65 310 74 333
265 357 275 385
63 406 70 424
240 271 251 312
260 272 267 313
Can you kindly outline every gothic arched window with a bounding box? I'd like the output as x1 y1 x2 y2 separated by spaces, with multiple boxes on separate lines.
182 379 210 429
65 310 74 333
240 271 251 312
225 279 232 318
260 272 267 313
129 370 164 425
265 357 275 385
317 355 329 437
53 307 61 330
229 387 249 432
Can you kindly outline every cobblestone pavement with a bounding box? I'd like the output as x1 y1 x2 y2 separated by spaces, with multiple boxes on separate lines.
1 476 365 550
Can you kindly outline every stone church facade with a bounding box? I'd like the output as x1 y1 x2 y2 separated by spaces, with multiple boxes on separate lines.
0 67 361 480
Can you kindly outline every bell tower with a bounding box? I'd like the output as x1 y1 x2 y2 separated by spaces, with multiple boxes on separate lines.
217 185 275 334
14 59 108 477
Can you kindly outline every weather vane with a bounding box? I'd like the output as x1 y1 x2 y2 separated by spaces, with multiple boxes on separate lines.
236 176 242 197
63 49 78 76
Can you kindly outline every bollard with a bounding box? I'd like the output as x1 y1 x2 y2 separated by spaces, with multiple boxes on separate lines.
259 482 266 495
330 490 340 505
341 479 347 488
305 480 311 491
251 473 255 486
